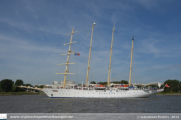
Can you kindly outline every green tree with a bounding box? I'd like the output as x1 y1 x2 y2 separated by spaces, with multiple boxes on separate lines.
0 79 14 92
164 79 180 93
12 84 16 92
179 81 181 93
78 84 85 86
37 85 44 88
97 82 107 85
90 81 96 84
112 81 120 84
112 80 128 84
0 81 1 92
120 80 128 84
15 79 24 92
136 85 142 89
15 79 24 86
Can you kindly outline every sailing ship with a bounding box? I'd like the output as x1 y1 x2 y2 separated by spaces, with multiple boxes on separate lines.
41 23 164 98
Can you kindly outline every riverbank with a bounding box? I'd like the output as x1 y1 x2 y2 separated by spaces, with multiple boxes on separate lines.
156 92 181 95
0 92 44 95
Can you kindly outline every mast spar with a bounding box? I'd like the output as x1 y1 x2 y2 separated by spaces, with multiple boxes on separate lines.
107 23 115 87
55 27 77 88
129 36 134 86
86 23 96 86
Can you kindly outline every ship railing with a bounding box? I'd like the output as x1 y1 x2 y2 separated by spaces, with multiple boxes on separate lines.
95 90 106 92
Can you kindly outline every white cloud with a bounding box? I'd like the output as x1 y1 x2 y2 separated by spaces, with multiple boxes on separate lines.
137 0 159 9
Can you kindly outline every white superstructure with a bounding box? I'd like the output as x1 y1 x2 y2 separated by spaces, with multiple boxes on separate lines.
42 23 164 98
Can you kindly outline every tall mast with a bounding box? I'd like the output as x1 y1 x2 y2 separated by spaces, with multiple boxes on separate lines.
55 27 77 88
129 36 134 86
107 23 115 87
86 23 96 86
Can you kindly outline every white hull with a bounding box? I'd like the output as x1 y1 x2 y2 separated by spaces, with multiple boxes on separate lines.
42 88 164 98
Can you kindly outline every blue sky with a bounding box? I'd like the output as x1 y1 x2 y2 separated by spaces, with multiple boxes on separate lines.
0 0 181 85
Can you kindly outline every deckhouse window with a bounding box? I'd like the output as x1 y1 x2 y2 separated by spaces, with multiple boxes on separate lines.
52 90 58 92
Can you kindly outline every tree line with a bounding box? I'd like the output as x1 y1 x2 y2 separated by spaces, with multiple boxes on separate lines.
0 79 33 92
90 80 128 85
163 79 181 93
1 79 181 93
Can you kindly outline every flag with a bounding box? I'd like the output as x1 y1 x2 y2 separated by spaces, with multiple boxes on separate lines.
75 53 80 56
165 84 171 87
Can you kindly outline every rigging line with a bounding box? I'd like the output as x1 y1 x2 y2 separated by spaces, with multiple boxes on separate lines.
27 50 53 82
87 48 92 84
110 40 115 83
133 52 142 84
63 34 70 46
74 55 78 84
133 53 139 84
76 29 92 49
132 52 135 84
110 63 112 82
30 52 59 84
135 43 155 81
127 62 130 82
113 52 131 80
90 52 93 83
131 47 140 83
110 40 114 83
96 51 110 83
130 49 135 84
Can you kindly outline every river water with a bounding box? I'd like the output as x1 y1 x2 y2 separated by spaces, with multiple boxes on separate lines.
0 95 180 113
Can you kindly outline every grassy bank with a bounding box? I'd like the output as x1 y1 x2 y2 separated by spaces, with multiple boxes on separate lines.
0 92 44 95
